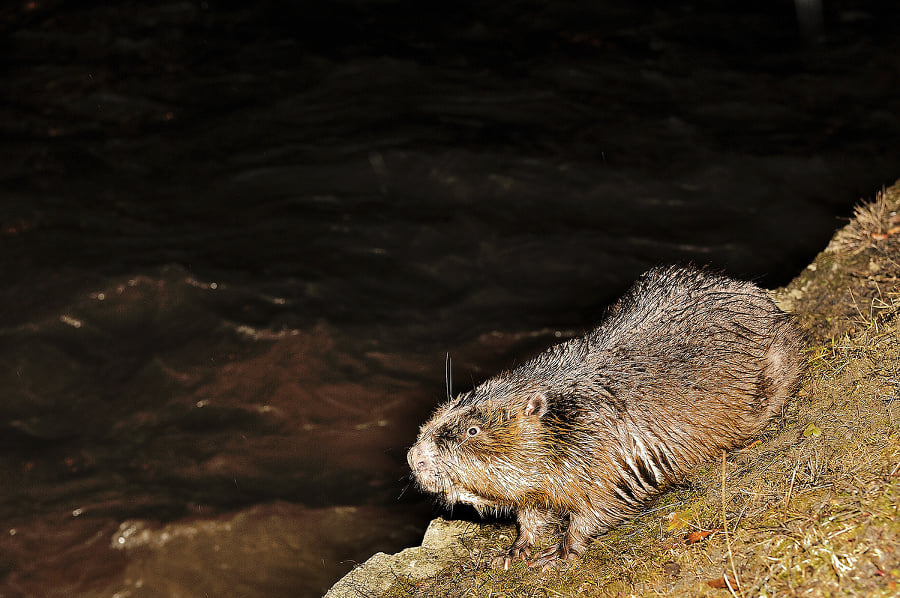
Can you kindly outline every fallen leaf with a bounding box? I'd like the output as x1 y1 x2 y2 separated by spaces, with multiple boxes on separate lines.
685 529 719 544
742 439 762 451
706 577 728 589
803 422 822 438
706 574 740 589
665 508 693 532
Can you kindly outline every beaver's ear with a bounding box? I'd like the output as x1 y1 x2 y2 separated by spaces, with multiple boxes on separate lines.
523 392 548 418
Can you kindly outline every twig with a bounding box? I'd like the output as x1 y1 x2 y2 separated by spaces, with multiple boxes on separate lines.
721 451 744 598
783 458 800 517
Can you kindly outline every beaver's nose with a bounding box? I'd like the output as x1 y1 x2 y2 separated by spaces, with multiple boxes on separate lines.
407 444 430 472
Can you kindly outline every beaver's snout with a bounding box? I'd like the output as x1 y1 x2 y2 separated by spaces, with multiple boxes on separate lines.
407 443 431 473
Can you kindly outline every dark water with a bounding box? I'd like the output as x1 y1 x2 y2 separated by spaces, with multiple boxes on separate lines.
2 1 899 596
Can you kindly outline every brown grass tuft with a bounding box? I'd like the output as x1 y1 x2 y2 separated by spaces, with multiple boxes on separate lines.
833 187 900 254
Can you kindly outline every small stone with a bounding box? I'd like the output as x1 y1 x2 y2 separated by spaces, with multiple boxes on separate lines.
663 561 681 577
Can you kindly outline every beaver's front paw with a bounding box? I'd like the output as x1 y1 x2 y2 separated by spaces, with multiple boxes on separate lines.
491 541 533 570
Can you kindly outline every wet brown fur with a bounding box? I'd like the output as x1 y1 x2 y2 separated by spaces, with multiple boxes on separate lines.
407 265 804 567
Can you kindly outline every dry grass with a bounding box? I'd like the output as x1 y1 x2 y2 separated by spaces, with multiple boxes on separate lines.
778 183 900 343
832 187 900 255
383 183 900 598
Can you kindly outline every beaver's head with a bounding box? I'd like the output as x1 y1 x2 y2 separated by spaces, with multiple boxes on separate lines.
406 379 552 512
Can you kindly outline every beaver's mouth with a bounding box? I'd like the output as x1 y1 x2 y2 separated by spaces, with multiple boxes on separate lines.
412 467 453 495
413 470 484 506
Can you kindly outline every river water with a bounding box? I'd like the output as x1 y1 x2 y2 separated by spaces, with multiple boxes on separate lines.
1 1 899 596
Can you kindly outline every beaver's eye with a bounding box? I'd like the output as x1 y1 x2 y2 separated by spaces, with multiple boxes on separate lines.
466 425 480 437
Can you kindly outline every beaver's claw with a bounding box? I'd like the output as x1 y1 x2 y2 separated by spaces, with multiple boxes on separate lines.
491 545 531 570
529 543 580 570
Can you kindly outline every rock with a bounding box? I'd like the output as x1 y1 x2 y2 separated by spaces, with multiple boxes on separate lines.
323 518 470 598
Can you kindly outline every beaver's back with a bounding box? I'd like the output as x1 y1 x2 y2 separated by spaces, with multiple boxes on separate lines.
509 265 803 483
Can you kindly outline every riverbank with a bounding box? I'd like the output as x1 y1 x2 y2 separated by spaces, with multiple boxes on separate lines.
327 179 900 597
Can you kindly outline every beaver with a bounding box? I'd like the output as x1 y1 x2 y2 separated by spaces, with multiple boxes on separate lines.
407 265 803 569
